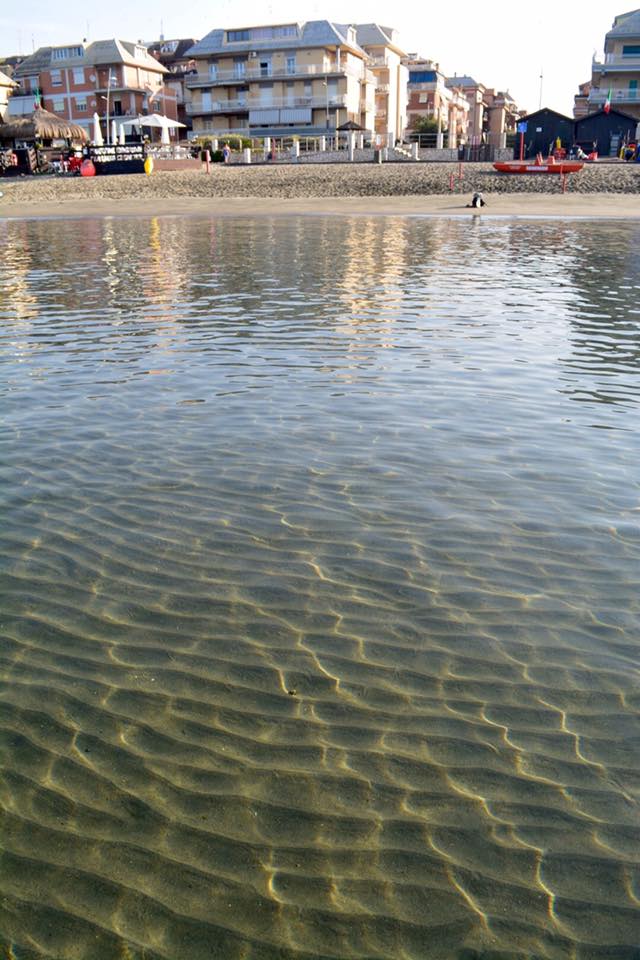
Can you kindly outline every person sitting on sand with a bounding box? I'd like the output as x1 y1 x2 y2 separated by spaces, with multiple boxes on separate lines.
466 192 486 209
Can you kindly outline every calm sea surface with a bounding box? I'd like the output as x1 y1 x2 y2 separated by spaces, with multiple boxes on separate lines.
1 215 639 960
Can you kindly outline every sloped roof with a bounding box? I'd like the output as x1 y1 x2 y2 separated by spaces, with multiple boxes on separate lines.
606 8 640 38
578 106 638 122
15 39 166 77
446 75 480 88
187 21 366 58
146 38 198 61
0 69 17 87
355 24 405 55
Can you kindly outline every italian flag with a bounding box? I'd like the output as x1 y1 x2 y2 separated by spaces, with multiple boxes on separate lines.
604 87 612 113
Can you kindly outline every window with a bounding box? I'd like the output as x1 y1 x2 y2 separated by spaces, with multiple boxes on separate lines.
209 63 218 80
73 67 84 84
52 46 82 60
76 98 87 111
286 56 296 75
53 99 64 112
51 69 62 86
227 29 250 42
419 93 428 103
622 45 640 56
234 58 246 78
259 59 272 77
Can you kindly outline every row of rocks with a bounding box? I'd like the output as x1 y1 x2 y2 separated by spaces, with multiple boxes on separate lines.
2 160 640 204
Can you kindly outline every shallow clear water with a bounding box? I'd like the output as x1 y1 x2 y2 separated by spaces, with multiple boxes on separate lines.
1 215 639 960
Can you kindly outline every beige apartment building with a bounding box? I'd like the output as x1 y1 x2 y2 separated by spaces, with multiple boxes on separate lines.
356 25 407 143
446 76 520 147
185 21 375 139
0 70 17 120
588 9 640 118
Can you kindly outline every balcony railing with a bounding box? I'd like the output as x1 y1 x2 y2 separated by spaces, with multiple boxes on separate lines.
186 62 370 88
188 93 349 115
590 87 640 103
376 84 390 93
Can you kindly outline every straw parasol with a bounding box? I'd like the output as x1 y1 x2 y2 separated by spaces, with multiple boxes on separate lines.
0 107 88 142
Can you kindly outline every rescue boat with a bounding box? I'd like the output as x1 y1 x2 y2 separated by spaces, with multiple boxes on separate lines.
493 156 584 175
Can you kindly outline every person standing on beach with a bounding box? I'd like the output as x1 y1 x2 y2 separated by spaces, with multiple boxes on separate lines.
222 143 231 164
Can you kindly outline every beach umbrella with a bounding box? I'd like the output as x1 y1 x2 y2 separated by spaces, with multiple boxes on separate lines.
111 119 118 144
118 123 126 144
93 112 103 145
161 124 170 145
0 107 88 143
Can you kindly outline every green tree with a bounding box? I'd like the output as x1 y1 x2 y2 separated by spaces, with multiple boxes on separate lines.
410 117 440 134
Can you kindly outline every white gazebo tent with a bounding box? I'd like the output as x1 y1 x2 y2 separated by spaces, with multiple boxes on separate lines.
120 114 186 144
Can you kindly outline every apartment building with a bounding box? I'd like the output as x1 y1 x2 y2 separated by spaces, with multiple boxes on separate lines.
588 8 640 118
11 40 177 135
355 24 407 143
185 21 375 139
0 70 17 120
446 76 520 147
405 59 469 146
147 38 198 128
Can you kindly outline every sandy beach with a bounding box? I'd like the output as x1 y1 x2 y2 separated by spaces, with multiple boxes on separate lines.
1 160 640 219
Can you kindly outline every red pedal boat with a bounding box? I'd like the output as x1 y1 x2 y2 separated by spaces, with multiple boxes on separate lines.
493 157 584 174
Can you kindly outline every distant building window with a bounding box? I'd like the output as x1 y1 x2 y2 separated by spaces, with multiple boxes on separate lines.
76 98 87 111
251 25 297 40
419 93 428 102
286 56 296 75
51 69 62 86
227 30 250 42
73 67 84 84
52 46 82 60
630 79 638 91
160 40 179 54
209 63 218 79
622 45 640 56
53 99 64 112
260 59 272 77
135 45 147 59
410 70 437 84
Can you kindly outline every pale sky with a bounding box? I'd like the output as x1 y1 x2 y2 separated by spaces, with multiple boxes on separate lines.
0 1 628 115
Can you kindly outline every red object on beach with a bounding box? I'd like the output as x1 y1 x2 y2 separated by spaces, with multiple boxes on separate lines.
493 160 584 174
80 159 96 177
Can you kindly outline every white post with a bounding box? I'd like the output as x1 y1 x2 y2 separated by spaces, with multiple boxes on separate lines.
412 141 419 160
264 136 271 156
243 147 251 163
357 133 364 149
292 140 300 159
387 132 394 148
212 138 219 151
349 131 355 161
118 123 125 145
320 135 326 152
111 119 118 145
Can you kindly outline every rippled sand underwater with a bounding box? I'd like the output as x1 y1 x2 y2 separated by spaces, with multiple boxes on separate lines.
1 215 639 960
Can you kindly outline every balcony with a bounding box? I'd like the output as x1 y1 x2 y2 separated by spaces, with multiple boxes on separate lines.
376 84 390 93
188 93 349 116
589 87 640 104
186 63 369 89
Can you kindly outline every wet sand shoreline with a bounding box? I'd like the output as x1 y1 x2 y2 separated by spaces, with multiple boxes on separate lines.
2 194 640 220
1 162 639 220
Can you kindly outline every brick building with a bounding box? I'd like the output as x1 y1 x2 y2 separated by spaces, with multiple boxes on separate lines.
11 40 177 137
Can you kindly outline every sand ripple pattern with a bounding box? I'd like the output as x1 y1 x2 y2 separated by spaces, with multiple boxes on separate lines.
1 216 639 960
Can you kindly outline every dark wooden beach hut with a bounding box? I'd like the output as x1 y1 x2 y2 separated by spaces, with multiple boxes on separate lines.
515 108 574 158
574 108 638 157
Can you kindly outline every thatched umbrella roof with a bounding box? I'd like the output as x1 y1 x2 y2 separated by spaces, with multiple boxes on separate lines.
0 107 88 142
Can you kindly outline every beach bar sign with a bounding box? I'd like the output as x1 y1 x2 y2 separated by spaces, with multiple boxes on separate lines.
88 144 146 175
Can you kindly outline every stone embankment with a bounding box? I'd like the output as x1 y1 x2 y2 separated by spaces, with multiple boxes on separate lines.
2 161 639 205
